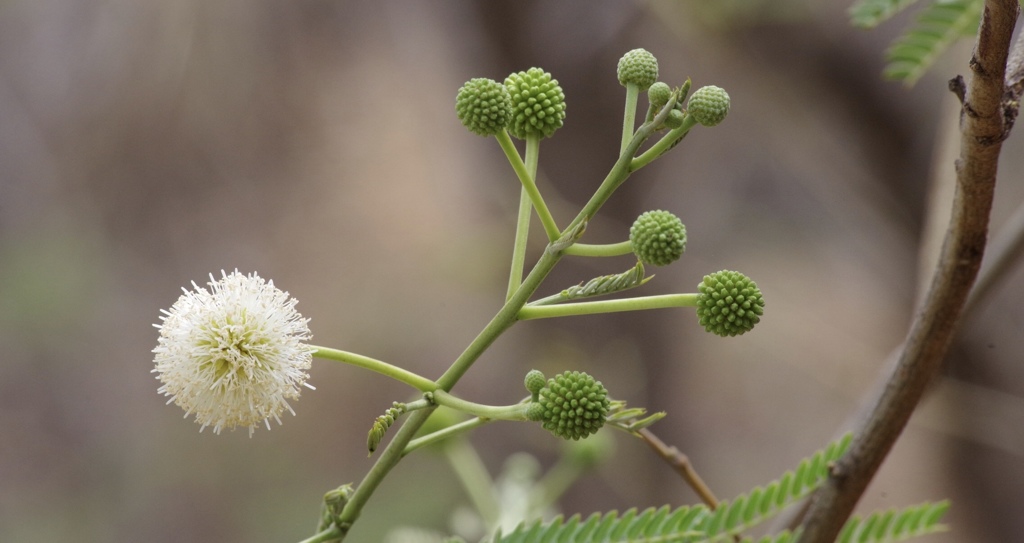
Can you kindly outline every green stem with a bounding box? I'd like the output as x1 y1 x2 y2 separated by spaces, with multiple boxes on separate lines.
564 93 678 235
630 114 698 171
518 293 700 320
313 346 437 392
621 82 640 154
327 107 670 542
496 130 560 241
403 417 494 457
298 526 341 543
506 135 543 300
562 240 633 257
444 440 500 527
430 390 530 421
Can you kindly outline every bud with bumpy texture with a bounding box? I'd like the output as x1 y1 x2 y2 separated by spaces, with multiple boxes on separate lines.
630 210 687 267
526 402 546 422
647 81 672 108
504 68 566 140
617 48 659 90
536 371 610 440
456 78 512 137
687 85 730 127
696 270 765 337
524 369 546 400
664 109 686 130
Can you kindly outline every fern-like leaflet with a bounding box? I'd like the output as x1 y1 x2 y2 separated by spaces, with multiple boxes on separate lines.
367 402 407 454
883 0 982 86
529 262 651 306
836 501 950 543
493 434 852 543
848 0 922 28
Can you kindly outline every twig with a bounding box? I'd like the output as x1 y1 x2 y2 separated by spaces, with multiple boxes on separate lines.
636 428 720 509
795 2 1020 542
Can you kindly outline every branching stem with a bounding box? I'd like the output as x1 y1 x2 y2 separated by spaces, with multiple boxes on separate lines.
622 82 641 154
506 135 543 299
323 103 673 542
403 417 493 457
562 240 634 257
429 390 530 421
796 2 1020 541
518 293 699 320
496 130 560 242
313 346 437 392
636 428 721 510
631 114 698 171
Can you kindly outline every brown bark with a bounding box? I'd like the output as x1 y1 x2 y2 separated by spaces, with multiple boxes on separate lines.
795 2 1020 541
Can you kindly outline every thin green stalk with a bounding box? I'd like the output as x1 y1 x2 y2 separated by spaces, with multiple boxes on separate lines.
403 417 494 457
298 526 342 543
326 108 671 542
332 251 560 539
506 136 543 300
444 439 500 527
630 114 698 171
562 240 633 257
507 186 533 300
430 390 530 421
564 93 678 235
518 293 700 320
313 346 437 392
495 130 560 241
621 82 640 153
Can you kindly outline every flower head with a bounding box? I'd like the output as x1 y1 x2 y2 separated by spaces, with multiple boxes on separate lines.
687 85 730 127
153 270 314 436
695 270 764 337
617 48 659 90
456 78 512 137
630 210 687 267
504 68 566 140
535 371 610 441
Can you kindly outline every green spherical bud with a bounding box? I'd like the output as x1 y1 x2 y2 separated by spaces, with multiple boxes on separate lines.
696 270 765 337
504 68 566 140
630 210 687 267
526 402 546 422
647 81 672 109
455 78 512 136
536 371 610 441
524 369 546 398
617 48 658 90
687 85 730 127
664 109 686 129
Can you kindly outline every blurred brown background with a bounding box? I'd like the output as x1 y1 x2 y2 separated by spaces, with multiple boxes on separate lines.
1 1 1023 542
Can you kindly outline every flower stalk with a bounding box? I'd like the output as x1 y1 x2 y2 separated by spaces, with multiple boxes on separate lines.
313 346 437 392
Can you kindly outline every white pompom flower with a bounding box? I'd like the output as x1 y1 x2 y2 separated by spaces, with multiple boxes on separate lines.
153 270 315 436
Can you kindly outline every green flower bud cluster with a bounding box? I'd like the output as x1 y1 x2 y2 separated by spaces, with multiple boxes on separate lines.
664 109 686 130
524 369 546 400
647 81 672 109
617 48 659 90
455 78 512 137
630 210 687 267
646 79 691 132
504 68 566 140
535 370 610 440
696 270 764 337
687 85 730 127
